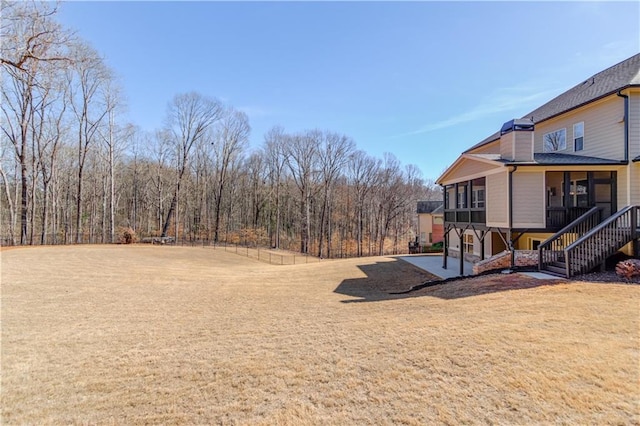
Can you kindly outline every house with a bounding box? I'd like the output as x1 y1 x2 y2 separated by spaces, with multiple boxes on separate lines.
416 200 444 250
436 53 640 277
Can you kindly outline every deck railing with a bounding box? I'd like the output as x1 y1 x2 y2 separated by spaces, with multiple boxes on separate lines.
546 206 593 229
538 206 601 274
564 205 639 277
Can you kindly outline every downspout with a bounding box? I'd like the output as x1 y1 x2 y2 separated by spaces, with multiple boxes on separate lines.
508 165 518 268
617 89 629 162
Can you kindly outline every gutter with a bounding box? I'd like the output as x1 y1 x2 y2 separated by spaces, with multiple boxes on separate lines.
504 160 628 167
617 89 629 162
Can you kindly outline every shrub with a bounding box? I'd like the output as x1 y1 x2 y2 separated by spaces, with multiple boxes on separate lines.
615 259 640 280
117 227 137 244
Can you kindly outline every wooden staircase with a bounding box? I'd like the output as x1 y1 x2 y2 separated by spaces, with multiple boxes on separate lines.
539 205 640 277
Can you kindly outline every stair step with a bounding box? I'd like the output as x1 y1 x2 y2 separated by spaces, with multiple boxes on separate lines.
543 265 567 276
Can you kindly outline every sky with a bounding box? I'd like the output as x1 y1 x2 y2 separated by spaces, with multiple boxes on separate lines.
56 1 640 181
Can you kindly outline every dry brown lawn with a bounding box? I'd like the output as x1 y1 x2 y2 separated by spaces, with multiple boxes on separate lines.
1 245 639 425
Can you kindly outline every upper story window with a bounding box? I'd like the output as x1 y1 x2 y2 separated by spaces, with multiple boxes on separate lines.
445 186 456 209
543 128 566 152
471 177 486 208
574 122 584 151
457 184 468 209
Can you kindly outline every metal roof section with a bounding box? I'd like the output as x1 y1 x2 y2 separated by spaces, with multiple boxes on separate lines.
499 118 534 135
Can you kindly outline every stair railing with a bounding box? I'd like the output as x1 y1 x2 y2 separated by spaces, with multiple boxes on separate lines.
538 206 601 274
564 205 639 277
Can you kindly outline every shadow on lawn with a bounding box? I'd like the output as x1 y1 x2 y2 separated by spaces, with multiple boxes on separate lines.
334 258 566 303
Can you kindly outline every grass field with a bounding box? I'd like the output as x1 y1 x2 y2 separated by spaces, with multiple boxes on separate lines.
1 245 639 424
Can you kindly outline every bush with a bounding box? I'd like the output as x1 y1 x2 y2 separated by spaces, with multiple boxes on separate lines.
117 227 137 244
615 259 640 280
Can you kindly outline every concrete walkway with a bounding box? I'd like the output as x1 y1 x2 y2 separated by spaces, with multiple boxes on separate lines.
399 254 474 279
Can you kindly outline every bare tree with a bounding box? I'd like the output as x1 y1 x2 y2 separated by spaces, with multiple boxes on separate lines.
348 150 381 256
375 153 408 255
263 126 287 248
316 131 354 258
96 79 125 242
210 108 249 242
67 42 111 243
1 1 71 244
160 92 223 238
285 131 319 254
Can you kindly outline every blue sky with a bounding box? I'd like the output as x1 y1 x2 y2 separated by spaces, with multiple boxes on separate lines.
57 1 639 181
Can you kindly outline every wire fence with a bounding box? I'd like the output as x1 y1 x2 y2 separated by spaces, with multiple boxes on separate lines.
208 242 322 265
138 238 322 266
1 234 416 265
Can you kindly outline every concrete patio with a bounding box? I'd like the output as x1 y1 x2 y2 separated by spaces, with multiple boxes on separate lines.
399 253 563 281
399 254 474 279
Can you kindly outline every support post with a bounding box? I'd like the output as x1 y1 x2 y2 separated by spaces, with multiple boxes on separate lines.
443 232 448 269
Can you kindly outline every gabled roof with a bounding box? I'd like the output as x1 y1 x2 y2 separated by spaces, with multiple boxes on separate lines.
524 53 640 124
417 200 443 214
437 153 504 184
437 152 625 184
465 53 640 153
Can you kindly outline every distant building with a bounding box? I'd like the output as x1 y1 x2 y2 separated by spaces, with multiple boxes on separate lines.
416 201 444 249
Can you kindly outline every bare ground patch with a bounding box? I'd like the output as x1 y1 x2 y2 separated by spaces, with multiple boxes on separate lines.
1 245 639 424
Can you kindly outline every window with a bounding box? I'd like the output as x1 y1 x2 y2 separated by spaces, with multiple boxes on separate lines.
530 238 543 250
471 177 486 208
420 232 426 244
445 186 456 209
472 188 485 208
457 184 467 209
463 233 474 254
543 128 566 152
570 179 589 207
574 122 584 151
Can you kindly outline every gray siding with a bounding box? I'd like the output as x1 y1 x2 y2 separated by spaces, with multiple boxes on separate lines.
441 158 501 184
512 171 545 227
629 92 640 204
500 132 513 160
533 95 625 160
486 172 508 226
513 131 534 162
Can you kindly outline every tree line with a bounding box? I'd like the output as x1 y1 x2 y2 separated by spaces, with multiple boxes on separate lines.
1 1 440 257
